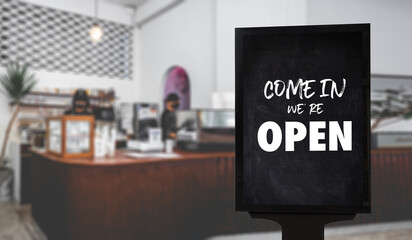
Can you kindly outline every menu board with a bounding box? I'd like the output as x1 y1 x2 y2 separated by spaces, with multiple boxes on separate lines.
235 24 371 213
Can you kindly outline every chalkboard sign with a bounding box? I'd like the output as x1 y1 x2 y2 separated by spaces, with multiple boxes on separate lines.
235 24 370 214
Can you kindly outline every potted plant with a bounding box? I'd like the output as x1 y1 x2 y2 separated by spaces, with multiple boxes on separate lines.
0 63 38 200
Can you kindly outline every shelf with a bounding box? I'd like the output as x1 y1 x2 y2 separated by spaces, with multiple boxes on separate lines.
28 91 72 97
15 103 108 109
27 91 115 101
17 118 44 124
18 103 69 109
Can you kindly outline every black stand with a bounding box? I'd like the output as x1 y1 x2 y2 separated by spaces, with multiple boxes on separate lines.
250 212 355 240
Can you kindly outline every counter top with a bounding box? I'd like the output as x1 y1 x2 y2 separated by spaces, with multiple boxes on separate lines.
27 148 241 240
30 148 235 166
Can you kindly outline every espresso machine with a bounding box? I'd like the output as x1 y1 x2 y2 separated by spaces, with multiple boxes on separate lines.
126 103 163 152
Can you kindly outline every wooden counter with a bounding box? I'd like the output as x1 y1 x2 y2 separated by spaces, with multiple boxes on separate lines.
31 149 236 165
28 148 412 239
28 149 272 240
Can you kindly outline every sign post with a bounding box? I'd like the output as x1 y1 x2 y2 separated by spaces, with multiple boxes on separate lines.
235 24 371 240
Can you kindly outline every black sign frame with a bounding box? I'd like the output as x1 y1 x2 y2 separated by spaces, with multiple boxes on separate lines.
235 24 371 214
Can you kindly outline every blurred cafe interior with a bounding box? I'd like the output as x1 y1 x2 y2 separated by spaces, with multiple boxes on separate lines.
0 0 411 239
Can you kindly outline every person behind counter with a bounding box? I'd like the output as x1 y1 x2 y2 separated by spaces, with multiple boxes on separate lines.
64 89 93 115
161 93 180 141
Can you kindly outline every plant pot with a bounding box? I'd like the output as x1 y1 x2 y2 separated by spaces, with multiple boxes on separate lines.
0 167 13 202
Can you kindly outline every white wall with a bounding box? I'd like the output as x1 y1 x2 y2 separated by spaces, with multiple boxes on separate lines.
215 0 307 92
306 0 412 76
137 0 412 100
0 94 12 161
0 0 137 161
135 0 412 135
136 0 307 107
135 0 178 24
136 0 214 108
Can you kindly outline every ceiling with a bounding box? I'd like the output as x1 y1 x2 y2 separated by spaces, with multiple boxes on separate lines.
105 0 148 9
106 0 184 27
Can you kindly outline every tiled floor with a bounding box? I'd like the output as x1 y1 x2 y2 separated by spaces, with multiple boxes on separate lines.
328 229 412 240
1 201 411 240
209 221 412 240
0 202 46 240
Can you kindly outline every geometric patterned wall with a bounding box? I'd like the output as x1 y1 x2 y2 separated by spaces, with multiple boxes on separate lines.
0 0 133 79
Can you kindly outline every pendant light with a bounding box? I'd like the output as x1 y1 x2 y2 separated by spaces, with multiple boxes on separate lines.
89 0 103 42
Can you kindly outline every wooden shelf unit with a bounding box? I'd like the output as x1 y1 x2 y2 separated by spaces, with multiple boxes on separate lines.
27 91 116 101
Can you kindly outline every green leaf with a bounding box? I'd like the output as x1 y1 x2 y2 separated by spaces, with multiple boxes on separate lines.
0 62 38 103
403 108 412 119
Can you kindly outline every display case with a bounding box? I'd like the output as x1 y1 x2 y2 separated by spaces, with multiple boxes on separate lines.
46 115 94 158
176 109 235 151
